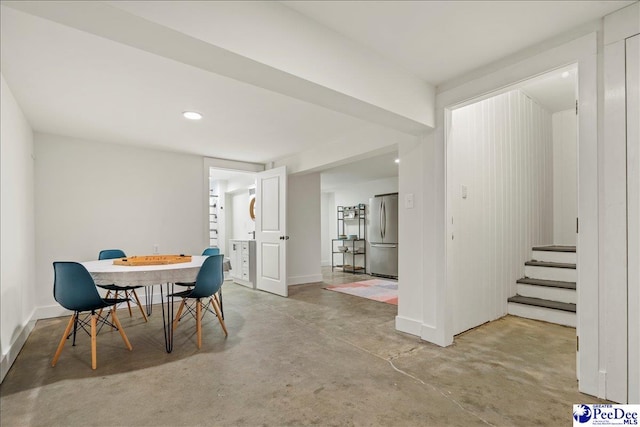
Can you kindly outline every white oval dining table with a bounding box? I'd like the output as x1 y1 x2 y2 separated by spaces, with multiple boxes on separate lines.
82 255 209 353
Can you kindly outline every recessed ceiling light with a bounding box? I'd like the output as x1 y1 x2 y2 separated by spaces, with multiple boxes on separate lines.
183 111 203 120
395 158 400 164
561 71 570 79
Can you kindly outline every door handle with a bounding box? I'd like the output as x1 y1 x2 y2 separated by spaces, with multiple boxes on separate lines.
279 236 290 240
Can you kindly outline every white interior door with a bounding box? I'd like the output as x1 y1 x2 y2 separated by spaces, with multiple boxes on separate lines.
255 166 288 297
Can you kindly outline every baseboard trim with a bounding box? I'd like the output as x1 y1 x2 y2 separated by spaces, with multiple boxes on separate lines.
35 304 71 320
395 315 422 336
1 318 36 383
420 323 453 348
288 274 324 286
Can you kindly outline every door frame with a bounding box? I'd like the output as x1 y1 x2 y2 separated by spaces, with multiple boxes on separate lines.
438 32 598 396
202 157 265 251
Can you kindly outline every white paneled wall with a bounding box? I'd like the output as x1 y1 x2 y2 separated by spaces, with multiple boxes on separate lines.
449 90 553 335
552 109 577 245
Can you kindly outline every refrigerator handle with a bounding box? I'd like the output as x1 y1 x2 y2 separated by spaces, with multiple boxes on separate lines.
379 199 384 240
382 199 386 239
370 243 398 248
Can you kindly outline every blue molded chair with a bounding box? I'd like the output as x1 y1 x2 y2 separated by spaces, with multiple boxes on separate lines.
202 247 220 256
170 255 228 348
176 247 224 318
96 249 148 322
51 262 133 369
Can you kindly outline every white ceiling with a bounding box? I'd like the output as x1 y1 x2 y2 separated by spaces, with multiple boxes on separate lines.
520 65 578 113
0 1 633 171
0 5 368 163
283 1 632 85
321 151 399 191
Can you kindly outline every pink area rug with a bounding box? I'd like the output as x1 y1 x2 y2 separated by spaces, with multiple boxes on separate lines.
324 279 398 305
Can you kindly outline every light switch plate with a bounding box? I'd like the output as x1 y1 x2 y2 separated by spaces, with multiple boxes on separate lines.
405 193 414 209
461 185 468 199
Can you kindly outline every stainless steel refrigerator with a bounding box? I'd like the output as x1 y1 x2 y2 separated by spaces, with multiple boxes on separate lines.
369 193 398 278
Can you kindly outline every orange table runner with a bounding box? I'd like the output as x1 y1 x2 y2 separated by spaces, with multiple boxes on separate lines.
113 254 192 266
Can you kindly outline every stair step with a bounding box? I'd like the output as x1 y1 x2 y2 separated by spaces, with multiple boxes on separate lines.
525 260 576 269
507 295 576 312
531 245 576 252
524 264 576 282
516 282 576 304
531 249 576 264
516 278 576 290
507 303 576 327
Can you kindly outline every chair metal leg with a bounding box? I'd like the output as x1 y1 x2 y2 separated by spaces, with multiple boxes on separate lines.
111 308 133 351
52 314 76 367
218 288 224 319
72 314 79 346
131 289 148 322
90 312 97 370
196 300 202 349
211 295 228 337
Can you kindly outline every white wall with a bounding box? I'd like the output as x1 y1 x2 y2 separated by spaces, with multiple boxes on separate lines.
34 133 206 316
625 32 639 405
320 192 335 266
552 109 577 245
322 176 398 272
395 136 430 338
287 172 322 285
601 3 640 403
448 90 554 335
0 74 36 382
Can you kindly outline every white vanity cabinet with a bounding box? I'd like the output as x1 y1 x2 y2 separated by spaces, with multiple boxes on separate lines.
229 240 256 288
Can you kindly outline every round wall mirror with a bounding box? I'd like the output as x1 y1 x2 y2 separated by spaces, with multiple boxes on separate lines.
249 197 256 221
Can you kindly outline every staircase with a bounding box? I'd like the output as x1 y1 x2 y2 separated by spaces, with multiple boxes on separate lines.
507 245 576 327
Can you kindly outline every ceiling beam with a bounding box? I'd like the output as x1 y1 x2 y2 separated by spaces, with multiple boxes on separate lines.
5 1 434 135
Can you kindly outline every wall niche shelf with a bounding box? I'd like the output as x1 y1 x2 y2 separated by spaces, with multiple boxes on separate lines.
209 191 219 247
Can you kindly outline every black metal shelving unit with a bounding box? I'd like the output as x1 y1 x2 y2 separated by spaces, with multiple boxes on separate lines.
332 204 366 274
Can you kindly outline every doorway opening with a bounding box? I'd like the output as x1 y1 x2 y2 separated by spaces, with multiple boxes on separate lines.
319 149 400 307
208 167 257 288
446 64 578 336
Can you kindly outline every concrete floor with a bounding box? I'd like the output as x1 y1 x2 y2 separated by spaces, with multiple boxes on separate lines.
1 269 604 426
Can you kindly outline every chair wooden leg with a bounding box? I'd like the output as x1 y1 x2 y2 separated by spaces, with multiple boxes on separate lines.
196 300 202 349
211 295 228 337
131 289 148 322
52 314 76 367
108 291 119 323
173 299 186 331
90 312 97 370
98 290 111 318
124 290 133 317
111 308 133 351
